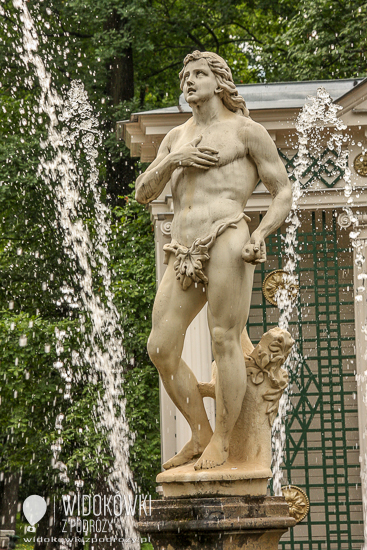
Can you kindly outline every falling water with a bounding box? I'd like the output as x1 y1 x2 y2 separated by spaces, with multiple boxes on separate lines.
271 86 365 504
12 0 138 545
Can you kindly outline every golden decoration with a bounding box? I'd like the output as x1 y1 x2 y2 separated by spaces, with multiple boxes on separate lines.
262 269 299 307
354 153 367 177
282 485 310 523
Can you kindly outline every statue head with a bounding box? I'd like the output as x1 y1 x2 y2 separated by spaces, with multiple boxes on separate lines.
179 50 250 118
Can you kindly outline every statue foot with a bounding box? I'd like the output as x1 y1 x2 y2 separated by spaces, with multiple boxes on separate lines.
194 439 228 470
162 438 209 470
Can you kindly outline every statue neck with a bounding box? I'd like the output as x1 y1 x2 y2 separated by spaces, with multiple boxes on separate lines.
190 95 228 128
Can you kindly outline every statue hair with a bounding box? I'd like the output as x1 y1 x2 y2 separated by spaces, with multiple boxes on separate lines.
179 50 250 118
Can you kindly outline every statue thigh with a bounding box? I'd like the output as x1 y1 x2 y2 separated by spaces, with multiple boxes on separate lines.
148 255 207 372
205 220 255 340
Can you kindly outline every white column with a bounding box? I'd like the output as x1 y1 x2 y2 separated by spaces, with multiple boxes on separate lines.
353 212 367 544
150 204 213 467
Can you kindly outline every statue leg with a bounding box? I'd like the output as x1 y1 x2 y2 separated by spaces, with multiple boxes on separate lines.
148 255 213 470
194 219 255 470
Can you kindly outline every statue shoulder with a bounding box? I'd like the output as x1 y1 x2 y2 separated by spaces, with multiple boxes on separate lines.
164 118 192 149
238 116 267 137
238 117 276 153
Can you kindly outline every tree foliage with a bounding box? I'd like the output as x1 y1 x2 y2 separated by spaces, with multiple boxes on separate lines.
255 0 367 81
0 190 159 507
111 194 160 494
0 0 366 540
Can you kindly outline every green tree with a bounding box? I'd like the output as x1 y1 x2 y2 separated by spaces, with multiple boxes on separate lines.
0 191 159 528
111 194 160 493
252 0 367 81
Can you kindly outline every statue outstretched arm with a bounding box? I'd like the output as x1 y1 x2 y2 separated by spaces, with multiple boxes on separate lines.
242 123 292 265
135 133 219 204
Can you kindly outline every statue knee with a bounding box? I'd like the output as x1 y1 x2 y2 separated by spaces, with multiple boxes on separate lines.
211 326 237 352
147 334 175 373
147 334 162 365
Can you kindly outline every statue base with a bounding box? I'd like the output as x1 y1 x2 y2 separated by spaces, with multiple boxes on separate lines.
157 461 272 497
138 495 296 550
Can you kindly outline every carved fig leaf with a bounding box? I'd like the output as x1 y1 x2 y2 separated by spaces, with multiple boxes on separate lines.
269 337 284 353
264 390 282 426
247 366 264 385
263 388 283 401
244 354 254 366
268 408 279 427
245 329 293 426
257 350 270 368
263 371 288 426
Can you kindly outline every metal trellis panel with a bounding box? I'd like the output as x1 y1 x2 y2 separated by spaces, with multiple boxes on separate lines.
247 210 363 549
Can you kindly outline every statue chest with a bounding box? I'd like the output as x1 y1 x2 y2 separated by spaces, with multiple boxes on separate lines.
172 123 247 168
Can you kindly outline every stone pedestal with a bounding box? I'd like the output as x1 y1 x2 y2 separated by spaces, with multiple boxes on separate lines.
138 496 296 550
157 461 271 498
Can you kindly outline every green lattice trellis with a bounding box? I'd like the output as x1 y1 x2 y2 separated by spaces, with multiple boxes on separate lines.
278 149 345 189
247 210 363 550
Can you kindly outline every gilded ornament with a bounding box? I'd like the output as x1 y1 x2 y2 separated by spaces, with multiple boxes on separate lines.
282 485 310 523
354 153 367 177
262 269 299 307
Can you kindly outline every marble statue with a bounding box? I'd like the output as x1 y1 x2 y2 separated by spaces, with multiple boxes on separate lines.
135 50 293 481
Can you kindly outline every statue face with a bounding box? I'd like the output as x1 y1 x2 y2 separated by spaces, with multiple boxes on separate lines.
182 58 218 106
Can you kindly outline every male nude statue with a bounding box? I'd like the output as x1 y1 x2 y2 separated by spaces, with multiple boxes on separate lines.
135 51 292 471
